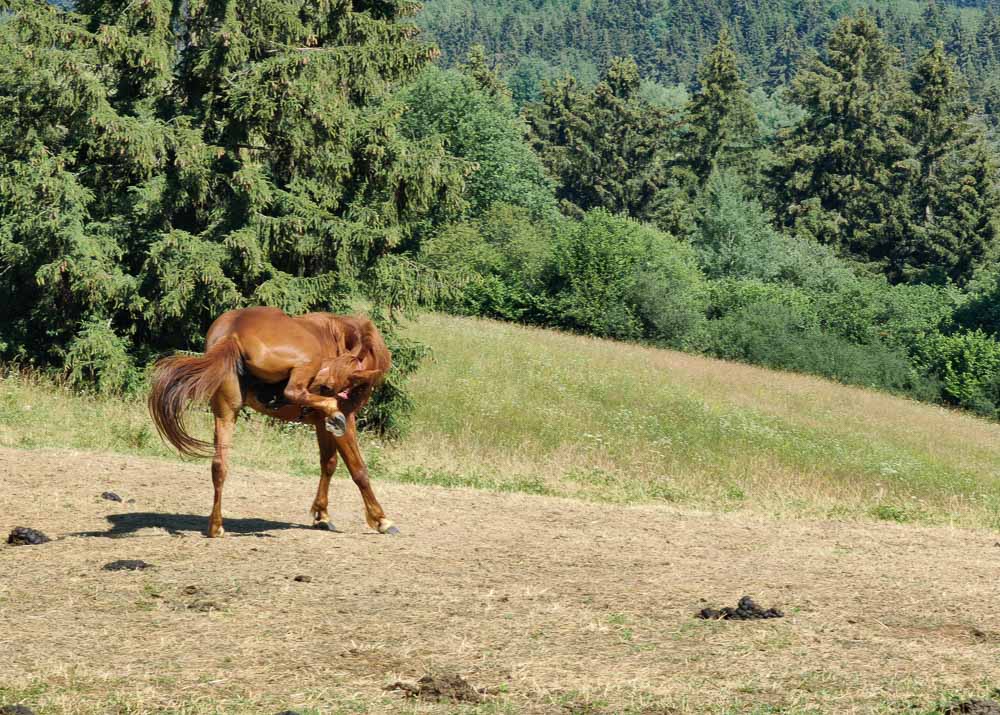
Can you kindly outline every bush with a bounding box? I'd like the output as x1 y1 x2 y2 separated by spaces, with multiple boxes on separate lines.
549 210 707 346
704 300 937 397
955 269 1000 337
914 329 1000 416
707 278 818 328
418 205 559 322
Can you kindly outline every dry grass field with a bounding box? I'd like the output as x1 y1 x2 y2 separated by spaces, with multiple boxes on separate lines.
3 313 1000 713
3 448 1000 715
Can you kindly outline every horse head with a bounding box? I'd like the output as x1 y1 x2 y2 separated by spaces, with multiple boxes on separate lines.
313 318 391 406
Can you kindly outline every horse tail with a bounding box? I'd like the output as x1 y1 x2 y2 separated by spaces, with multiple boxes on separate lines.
148 337 243 458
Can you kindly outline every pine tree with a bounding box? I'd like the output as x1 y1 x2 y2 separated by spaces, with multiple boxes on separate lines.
0 0 466 429
900 42 1000 284
684 29 760 184
770 13 915 269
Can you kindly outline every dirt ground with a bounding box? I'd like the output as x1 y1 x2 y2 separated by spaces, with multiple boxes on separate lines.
2 447 999 714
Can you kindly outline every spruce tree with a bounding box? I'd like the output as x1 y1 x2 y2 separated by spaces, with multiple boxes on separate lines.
770 13 914 269
0 0 465 429
766 24 801 91
900 42 1000 284
684 28 760 184
524 57 683 225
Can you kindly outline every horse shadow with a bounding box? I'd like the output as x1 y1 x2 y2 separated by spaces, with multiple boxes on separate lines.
74 512 309 538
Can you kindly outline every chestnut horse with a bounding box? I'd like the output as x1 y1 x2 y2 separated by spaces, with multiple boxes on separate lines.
148 306 398 537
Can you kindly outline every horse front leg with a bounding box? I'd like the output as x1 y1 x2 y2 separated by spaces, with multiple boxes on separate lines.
311 426 339 531
334 414 398 535
282 366 343 423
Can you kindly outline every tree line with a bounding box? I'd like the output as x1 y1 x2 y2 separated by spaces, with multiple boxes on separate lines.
417 0 1000 127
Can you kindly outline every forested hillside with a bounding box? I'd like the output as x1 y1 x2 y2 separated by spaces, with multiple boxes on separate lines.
3 0 1000 431
417 0 1000 110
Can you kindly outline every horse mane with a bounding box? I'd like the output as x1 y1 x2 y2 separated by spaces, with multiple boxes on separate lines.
324 314 392 384
355 317 391 385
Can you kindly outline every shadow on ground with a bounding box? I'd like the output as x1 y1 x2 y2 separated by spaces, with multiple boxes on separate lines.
73 512 308 538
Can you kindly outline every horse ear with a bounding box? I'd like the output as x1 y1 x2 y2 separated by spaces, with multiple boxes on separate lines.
349 368 382 386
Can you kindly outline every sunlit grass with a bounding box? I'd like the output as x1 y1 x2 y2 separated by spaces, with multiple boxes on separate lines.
3 312 1000 528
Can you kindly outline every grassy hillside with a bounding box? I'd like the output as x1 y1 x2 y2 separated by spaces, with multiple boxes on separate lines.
3 313 1000 528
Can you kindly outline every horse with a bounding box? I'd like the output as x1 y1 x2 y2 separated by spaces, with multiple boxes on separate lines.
147 306 399 538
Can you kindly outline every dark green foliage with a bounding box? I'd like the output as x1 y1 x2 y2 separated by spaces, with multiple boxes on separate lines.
683 30 760 183
547 210 707 346
956 269 1000 337
898 41 1000 284
770 17 1000 284
524 57 697 236
525 59 679 221
417 0 1000 117
0 0 467 433
398 64 555 219
769 14 914 270
703 300 938 399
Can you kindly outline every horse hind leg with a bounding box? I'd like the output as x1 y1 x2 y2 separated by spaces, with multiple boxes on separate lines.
311 426 339 532
208 376 241 538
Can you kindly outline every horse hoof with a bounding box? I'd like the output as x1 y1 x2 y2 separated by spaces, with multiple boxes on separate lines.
325 412 347 437
312 521 339 532
383 525 400 536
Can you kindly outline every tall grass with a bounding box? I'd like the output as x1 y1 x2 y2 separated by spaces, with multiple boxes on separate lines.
3 313 1000 528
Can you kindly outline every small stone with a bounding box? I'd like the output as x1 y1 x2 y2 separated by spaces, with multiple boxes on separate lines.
6 527 50 546
293 575 312 583
100 491 123 502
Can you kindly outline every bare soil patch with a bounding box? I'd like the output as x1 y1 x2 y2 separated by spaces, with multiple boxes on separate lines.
2 447 1000 713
